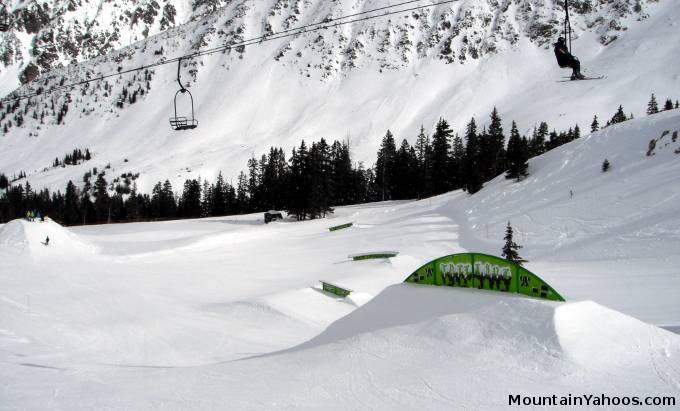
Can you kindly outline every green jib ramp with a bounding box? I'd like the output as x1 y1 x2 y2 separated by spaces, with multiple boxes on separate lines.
349 251 399 261
320 281 352 297
404 253 564 302
329 222 353 232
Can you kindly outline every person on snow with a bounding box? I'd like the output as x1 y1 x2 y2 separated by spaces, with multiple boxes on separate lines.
44 236 49 246
554 37 585 80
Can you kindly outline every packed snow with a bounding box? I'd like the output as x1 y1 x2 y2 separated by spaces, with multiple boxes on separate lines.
1 111 679 409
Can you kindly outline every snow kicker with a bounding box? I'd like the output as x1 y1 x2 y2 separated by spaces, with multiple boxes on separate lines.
404 253 565 301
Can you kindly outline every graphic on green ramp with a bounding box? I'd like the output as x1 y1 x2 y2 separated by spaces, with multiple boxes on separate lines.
404 253 564 302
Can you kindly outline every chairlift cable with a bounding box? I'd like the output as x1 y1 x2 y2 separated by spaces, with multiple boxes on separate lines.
564 0 572 53
1 0 454 104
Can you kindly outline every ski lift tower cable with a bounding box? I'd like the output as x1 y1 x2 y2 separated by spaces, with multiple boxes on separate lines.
564 0 572 53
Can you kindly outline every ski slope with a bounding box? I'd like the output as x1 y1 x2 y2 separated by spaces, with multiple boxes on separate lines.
1 111 680 409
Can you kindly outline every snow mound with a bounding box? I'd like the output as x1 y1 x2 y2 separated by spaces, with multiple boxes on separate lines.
289 284 679 363
0 219 95 256
227 284 680 409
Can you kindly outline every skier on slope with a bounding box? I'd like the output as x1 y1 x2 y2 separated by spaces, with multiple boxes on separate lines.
554 37 585 80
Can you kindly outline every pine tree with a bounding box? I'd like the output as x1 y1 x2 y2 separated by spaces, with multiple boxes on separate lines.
287 144 309 220
180 179 202 218
307 138 333 218
247 157 261 210
602 158 610 172
528 122 549 157
505 121 529 181
93 173 110 223
647 94 659 115
502 221 526 265
212 172 228 216
414 125 433 198
375 130 397 201
161 180 176 218
483 107 506 180
63 180 79 225
109 193 126 221
393 139 418 199
463 117 483 194
80 191 95 225
201 179 212 217
573 124 581 141
330 141 353 206
125 183 142 221
163 180 177 218
150 182 161 218
610 105 627 125
431 118 453 194
450 133 465 189
236 171 249 214
590 115 599 133
663 99 674 111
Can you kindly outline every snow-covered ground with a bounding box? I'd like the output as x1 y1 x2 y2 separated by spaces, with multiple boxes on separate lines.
1 110 679 409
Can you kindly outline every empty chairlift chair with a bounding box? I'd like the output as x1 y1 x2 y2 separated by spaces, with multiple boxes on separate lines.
169 58 198 131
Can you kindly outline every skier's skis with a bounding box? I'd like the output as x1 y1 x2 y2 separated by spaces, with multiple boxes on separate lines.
557 76 606 82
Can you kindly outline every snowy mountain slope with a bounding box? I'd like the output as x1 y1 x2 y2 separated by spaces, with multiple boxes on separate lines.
1 0 677 194
0 0 656 81
453 108 680 260
1 0 198 88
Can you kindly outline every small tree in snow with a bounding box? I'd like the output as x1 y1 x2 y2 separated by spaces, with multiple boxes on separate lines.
590 115 599 133
663 99 674 111
602 158 610 172
505 121 529 181
608 105 627 126
502 221 526 265
647 94 659 115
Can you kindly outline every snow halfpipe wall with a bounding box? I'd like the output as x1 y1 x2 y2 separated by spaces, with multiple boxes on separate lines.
404 253 565 302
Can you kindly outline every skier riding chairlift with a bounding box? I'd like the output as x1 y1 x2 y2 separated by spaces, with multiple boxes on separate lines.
554 37 585 81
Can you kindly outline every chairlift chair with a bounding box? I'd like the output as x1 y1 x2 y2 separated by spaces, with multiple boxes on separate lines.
169 58 198 131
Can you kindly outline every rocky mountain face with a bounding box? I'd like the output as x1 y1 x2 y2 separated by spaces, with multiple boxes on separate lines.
0 0 655 86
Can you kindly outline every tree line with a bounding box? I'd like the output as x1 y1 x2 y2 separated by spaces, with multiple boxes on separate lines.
1 101 675 226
